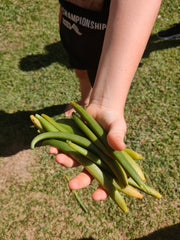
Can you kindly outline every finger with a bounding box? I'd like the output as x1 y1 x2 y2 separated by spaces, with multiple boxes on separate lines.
92 185 108 201
49 146 59 155
56 153 80 168
68 169 94 190
107 119 126 151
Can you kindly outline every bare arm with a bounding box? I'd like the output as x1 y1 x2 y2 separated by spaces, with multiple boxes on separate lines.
87 0 162 150
92 0 161 110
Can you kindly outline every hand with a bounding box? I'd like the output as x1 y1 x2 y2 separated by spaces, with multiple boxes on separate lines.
49 103 127 201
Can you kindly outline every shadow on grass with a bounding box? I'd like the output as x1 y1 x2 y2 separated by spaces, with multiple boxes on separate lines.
134 223 180 240
0 104 66 157
143 34 180 59
19 35 180 72
19 41 71 71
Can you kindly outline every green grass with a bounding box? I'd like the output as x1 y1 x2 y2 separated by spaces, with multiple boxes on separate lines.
0 0 180 239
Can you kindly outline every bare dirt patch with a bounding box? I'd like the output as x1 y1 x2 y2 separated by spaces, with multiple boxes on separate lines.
0 149 35 189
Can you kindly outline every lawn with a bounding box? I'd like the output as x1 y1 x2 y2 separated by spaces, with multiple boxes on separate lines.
0 0 180 239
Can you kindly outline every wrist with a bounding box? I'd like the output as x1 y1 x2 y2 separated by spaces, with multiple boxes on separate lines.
89 96 125 116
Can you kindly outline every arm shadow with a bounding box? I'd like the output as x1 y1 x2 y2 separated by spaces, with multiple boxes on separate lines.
19 41 71 71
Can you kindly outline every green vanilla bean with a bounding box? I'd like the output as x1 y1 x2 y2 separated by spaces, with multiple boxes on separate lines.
41 114 70 133
35 114 58 132
30 115 45 132
112 179 143 199
123 148 142 160
119 150 146 182
31 132 95 150
128 178 162 199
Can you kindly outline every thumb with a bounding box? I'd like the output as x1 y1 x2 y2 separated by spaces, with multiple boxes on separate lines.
106 119 126 151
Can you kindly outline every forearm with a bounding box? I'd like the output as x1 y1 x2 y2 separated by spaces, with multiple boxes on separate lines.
90 0 161 113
